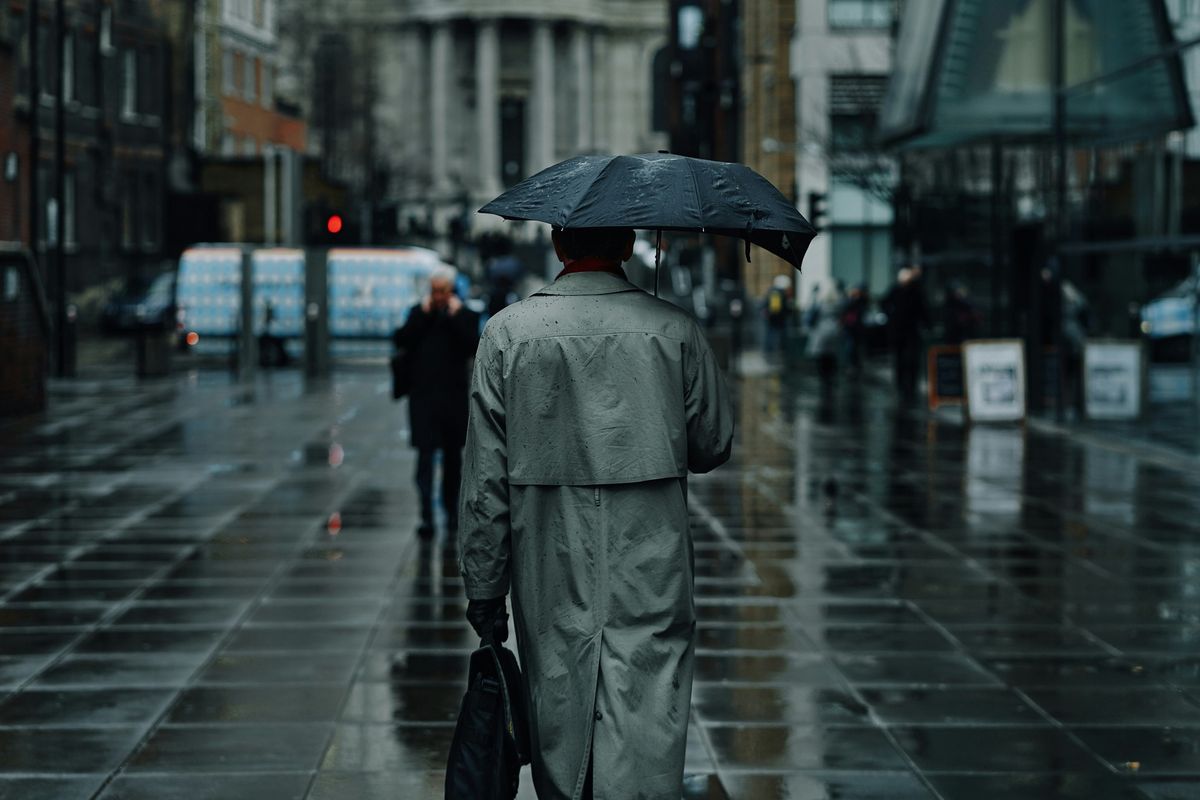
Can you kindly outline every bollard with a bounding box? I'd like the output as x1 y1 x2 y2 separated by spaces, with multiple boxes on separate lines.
304 248 329 379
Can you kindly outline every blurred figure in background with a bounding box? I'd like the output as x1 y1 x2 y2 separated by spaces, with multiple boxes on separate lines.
763 274 792 357
942 282 981 345
882 266 929 404
841 284 869 373
394 266 480 539
807 285 845 392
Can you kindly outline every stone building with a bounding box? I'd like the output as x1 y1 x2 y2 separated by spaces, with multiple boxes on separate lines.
278 0 668 241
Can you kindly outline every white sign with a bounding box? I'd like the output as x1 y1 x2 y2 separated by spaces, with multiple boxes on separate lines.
963 339 1026 422
1084 340 1143 420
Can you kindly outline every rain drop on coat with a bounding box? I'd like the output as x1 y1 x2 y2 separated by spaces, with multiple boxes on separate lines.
458 270 734 800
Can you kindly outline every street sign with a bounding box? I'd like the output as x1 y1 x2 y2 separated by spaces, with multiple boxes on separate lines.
1083 340 1144 420
963 339 1026 423
927 345 964 410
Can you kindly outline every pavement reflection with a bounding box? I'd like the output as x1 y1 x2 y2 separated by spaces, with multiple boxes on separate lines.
0 365 1198 798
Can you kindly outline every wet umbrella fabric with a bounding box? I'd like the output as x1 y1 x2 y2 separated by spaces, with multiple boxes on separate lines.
478 152 817 269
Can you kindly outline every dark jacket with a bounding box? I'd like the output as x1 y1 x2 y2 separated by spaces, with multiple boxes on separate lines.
394 303 480 449
882 282 929 344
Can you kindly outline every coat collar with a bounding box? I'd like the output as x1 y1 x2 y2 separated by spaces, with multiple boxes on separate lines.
533 270 643 297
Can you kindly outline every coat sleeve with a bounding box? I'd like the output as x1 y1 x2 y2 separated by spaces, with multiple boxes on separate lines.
684 324 734 474
458 331 511 600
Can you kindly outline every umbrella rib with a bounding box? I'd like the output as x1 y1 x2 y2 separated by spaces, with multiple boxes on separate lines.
682 157 706 231
558 156 624 227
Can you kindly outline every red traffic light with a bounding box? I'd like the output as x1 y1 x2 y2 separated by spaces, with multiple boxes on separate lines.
326 214 344 234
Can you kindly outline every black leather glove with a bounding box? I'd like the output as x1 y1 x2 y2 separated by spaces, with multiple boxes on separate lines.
466 597 509 645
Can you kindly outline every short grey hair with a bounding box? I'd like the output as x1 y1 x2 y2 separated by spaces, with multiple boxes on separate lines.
430 265 458 288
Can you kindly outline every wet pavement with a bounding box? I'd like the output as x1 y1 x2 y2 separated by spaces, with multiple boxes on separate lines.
1 360 1200 799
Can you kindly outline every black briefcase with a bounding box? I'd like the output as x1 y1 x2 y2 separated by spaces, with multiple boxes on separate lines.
445 642 531 800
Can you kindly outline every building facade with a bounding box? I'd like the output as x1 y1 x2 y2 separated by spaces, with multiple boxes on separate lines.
741 0 796 299
2 0 171 298
791 0 898 302
193 0 304 157
276 0 667 244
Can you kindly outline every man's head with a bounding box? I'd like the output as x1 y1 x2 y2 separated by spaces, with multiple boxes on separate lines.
429 265 458 310
551 227 636 264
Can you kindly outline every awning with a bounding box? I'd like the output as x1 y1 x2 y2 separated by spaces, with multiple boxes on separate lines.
880 0 1193 149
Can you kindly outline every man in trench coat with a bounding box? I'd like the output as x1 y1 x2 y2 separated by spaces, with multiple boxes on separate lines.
395 265 480 538
459 227 734 800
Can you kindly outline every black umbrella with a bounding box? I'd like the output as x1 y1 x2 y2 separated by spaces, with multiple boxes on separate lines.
478 152 817 271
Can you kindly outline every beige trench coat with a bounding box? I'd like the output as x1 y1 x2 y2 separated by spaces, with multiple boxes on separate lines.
459 270 734 800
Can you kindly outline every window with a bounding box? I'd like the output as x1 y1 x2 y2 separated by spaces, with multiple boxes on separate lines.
62 33 74 103
244 55 256 102
221 133 236 155
223 48 235 95
677 5 704 49
829 76 889 152
75 35 97 106
141 173 158 248
64 171 76 246
121 49 137 117
121 173 135 248
261 63 272 108
100 7 114 55
232 51 243 97
829 0 894 29
254 0 265 27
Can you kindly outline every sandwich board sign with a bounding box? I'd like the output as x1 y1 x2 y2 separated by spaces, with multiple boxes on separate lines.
1083 340 1144 420
962 339 1026 423
927 345 965 410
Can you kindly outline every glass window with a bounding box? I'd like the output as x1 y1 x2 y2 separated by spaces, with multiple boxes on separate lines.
64 171 76 246
62 33 74 103
261 63 272 108
121 173 135 248
100 7 113 55
121 49 137 116
677 5 704 49
141 173 157 248
829 0 895 29
244 55 256 102
75 35 97 106
224 48 236 96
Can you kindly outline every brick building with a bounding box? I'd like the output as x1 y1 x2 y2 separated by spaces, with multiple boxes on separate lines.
193 0 305 157
1 0 171 301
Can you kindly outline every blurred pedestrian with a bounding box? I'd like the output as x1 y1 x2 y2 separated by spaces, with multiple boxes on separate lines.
459 226 734 800
881 266 929 404
394 265 480 539
807 285 844 392
763 274 791 357
942 282 980 345
841 284 868 372
258 300 290 367
1040 269 1090 413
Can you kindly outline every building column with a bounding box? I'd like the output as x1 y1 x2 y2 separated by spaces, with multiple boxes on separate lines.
571 25 592 153
430 21 452 194
591 29 609 152
530 19 556 172
476 19 501 196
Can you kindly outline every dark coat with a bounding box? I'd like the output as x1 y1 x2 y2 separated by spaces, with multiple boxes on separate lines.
882 282 929 344
394 303 480 450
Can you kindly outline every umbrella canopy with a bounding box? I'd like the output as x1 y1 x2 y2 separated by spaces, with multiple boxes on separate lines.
479 152 817 270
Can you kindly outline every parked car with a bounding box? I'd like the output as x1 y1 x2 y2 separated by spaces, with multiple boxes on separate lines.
101 272 178 333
